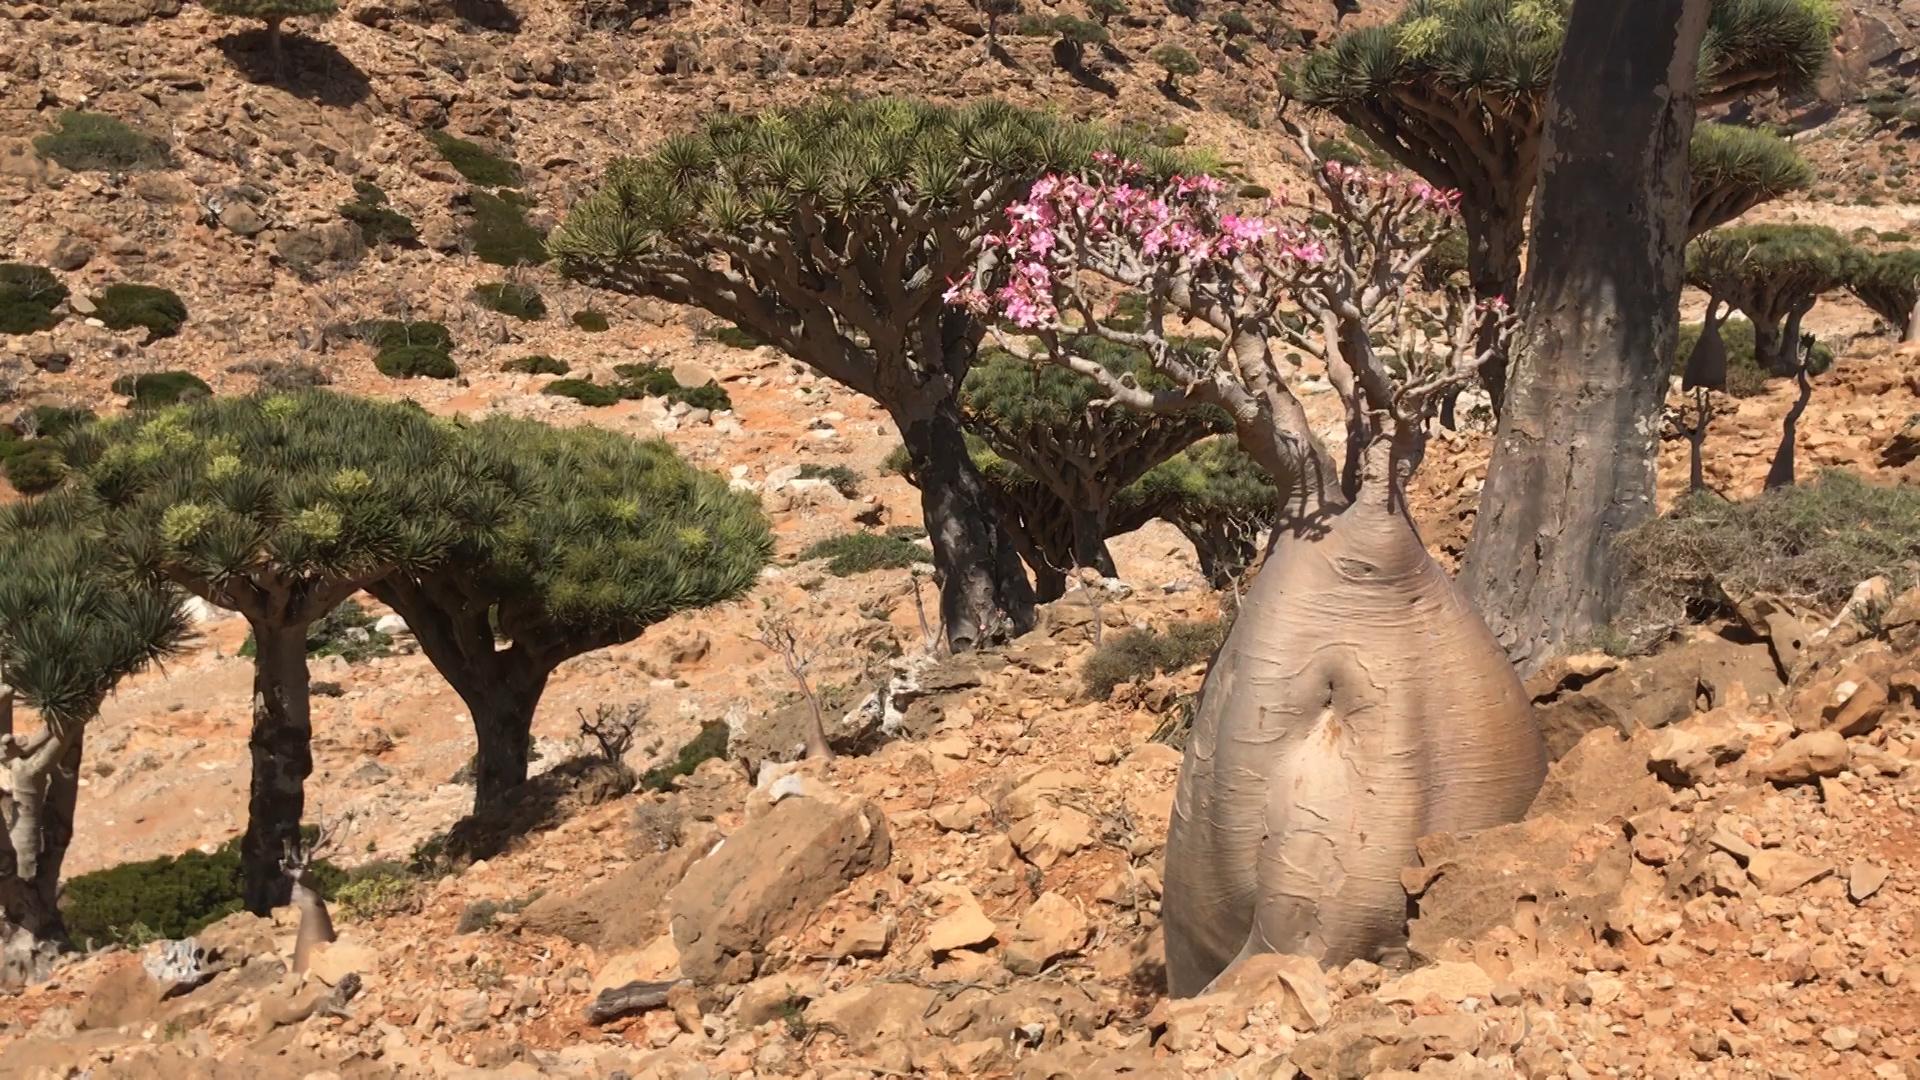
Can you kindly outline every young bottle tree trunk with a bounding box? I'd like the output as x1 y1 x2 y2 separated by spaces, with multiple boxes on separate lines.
1463 0 1713 674
959 134 1546 994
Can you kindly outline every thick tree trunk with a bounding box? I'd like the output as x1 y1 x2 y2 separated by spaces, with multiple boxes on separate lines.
0 729 81 945
1462 203 1527 412
241 623 314 913
1753 318 1784 375
898 399 1037 650
1069 507 1118 579
1462 0 1712 675
1772 302 1812 376
1163 479 1545 996
1765 368 1813 490
468 678 548 811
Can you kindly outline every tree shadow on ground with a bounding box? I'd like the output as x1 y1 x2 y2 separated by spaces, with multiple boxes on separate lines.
214 31 371 107
439 756 636 864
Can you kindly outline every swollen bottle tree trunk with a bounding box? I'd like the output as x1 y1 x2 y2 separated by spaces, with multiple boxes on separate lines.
1464 0 1713 674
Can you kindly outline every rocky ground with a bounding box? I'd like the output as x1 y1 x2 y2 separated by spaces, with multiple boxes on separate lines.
3 0 1920 1076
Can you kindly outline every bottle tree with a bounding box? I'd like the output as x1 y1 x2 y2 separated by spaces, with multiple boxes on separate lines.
1848 248 1920 344
959 337 1227 588
60 392 526 911
1463 0 1714 673
1292 0 1834 403
367 419 771 817
204 0 340 77
0 497 191 956
552 98 1176 651
954 142 1545 992
1686 224 1852 376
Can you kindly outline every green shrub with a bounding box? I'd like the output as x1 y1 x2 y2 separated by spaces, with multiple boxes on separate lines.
572 309 611 332
707 325 765 349
27 405 94 438
240 599 394 663
1673 317 1833 398
92 284 188 340
356 319 452 353
111 370 213 407
62 832 348 949
1420 229 1469 289
375 344 457 379
472 281 546 321
542 378 621 407
1880 231 1912 244
1618 471 1920 629
611 361 732 410
640 721 730 792
800 531 929 576
33 111 171 172
3 446 64 495
1151 124 1189 147
467 190 547 267
0 264 69 335
1082 620 1226 699
427 130 521 187
796 463 860 498
503 354 570 375
330 861 423 922
1218 9 1255 36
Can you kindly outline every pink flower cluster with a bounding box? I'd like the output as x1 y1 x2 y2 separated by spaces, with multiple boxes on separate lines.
1321 159 1462 214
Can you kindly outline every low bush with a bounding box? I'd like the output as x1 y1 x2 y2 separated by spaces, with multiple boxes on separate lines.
62 832 348 949
472 281 546 321
357 320 452 353
1618 471 1920 630
26 405 94 438
2 444 63 495
640 721 731 792
800 531 929 576
796 463 860 498
227 358 331 390
111 370 213 407
339 182 417 247
427 130 520 187
503 354 570 375
543 378 621 407
611 361 730 410
240 599 394 663
0 264 69 335
330 860 425 922
375 344 457 379
1082 619 1226 699
93 284 188 340
1673 317 1835 398
33 111 171 172
467 190 546 267
707 325 764 349
572 309 611 332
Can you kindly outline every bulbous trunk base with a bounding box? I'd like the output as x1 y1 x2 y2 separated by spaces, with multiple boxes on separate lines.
1163 502 1545 996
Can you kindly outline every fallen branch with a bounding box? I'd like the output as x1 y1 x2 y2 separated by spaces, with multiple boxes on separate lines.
586 978 687 1025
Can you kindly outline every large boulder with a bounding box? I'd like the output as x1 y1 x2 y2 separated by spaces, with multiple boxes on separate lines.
1526 635 1781 758
521 825 715 950
668 790 890 983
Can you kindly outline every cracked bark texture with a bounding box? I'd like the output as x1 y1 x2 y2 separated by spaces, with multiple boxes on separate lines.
1463 0 1713 674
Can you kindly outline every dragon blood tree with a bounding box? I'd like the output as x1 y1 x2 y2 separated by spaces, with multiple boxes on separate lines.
1291 0 1834 402
1687 224 1852 376
0 496 191 958
1848 248 1920 343
954 142 1546 993
959 339 1227 589
1144 437 1278 589
552 99 1185 652
60 392 528 911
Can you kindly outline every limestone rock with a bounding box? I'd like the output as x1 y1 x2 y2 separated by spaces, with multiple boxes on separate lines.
1754 731 1850 785
668 791 890 983
806 984 936 1055
1747 850 1834 895
1211 951 1332 1031
1002 892 1090 975
925 885 998 955
304 939 377 987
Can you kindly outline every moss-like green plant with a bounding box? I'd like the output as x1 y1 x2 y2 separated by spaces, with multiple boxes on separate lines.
3 446 65 495
542 378 620 406
571 309 611 332
27 405 95 438
706 325 765 349
0 264 69 335
111 371 214 408
800 531 930 576
611 361 731 410
503 355 570 375
1219 9 1256 36
32 111 171 173
92 284 188 341
339 182 417 247
356 320 453 353
428 130 521 188
472 281 547 321
375 344 457 379
1082 619 1226 699
795 464 860 498
468 190 547 267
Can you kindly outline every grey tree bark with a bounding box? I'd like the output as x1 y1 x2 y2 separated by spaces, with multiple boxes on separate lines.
241 623 315 913
1462 0 1714 674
